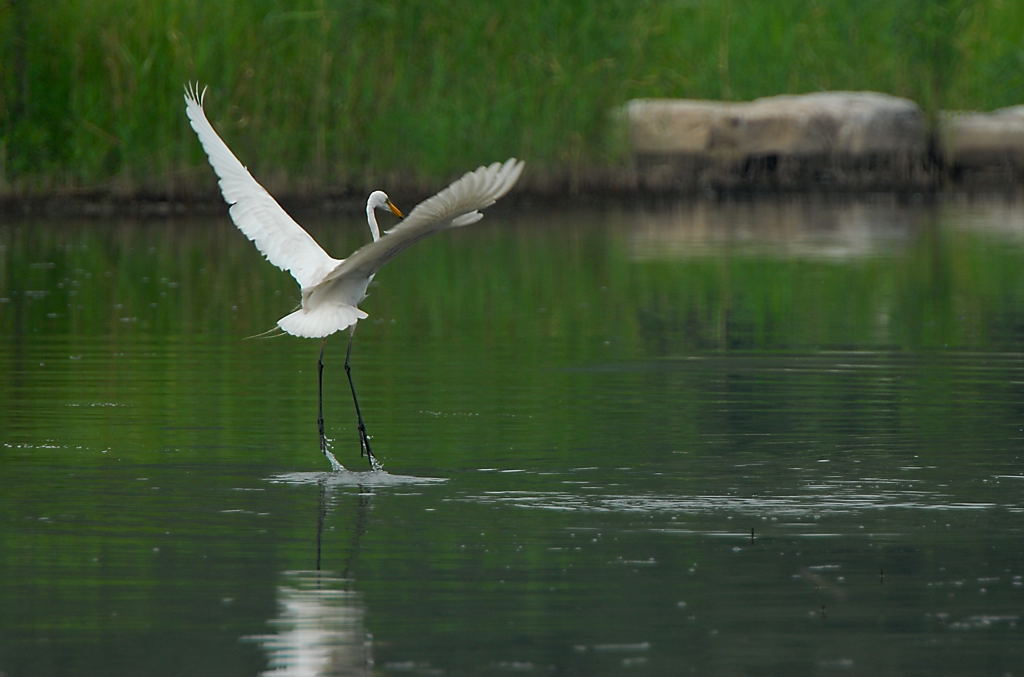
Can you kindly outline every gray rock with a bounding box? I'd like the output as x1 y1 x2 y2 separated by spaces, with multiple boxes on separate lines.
941 107 1024 183
623 92 932 191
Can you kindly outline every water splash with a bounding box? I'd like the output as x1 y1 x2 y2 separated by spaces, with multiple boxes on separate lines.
323 448 345 473
269 470 448 487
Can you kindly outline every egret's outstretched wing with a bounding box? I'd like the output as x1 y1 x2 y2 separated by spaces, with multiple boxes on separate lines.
183 84 339 289
320 158 524 286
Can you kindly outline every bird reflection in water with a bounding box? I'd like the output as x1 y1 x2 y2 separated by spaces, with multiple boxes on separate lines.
246 483 374 676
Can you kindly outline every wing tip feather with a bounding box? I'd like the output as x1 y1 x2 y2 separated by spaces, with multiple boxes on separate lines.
183 81 207 109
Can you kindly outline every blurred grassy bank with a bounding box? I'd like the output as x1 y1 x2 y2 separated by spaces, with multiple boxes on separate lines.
2 0 1023 201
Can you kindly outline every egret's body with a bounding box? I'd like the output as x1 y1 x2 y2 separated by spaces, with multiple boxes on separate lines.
183 84 523 470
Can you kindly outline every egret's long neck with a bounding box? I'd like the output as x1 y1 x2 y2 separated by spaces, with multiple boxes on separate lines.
365 203 382 242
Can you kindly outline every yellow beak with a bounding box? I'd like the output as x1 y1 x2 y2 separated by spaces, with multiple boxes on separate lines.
387 200 404 219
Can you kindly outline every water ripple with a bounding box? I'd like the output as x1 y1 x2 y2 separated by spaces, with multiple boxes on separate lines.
462 486 996 518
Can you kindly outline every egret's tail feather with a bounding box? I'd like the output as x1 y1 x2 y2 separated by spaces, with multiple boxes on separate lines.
277 305 367 338
243 325 288 340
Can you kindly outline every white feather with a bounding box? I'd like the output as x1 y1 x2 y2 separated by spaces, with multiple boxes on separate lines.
183 84 340 290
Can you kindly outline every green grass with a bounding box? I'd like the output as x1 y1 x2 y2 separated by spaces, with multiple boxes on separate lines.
2 0 1024 196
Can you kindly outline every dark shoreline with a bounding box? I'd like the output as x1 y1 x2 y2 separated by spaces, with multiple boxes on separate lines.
3 177 1023 219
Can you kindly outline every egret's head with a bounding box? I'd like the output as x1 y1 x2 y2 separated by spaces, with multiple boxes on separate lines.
367 190 404 218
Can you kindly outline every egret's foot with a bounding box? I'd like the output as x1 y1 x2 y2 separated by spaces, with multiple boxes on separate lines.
364 444 383 472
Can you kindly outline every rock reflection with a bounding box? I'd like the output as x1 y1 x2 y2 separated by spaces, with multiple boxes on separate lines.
248 485 374 676
627 197 1024 262
628 199 919 260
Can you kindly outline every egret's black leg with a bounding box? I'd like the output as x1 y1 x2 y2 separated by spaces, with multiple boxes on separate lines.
318 340 328 455
344 327 378 468
318 340 343 472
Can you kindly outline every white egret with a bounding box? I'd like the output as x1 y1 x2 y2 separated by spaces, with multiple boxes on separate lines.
183 83 523 471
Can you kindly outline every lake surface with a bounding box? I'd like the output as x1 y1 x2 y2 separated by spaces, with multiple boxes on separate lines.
1 196 1023 676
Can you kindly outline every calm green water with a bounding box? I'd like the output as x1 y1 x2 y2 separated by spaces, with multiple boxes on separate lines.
1 198 1023 676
